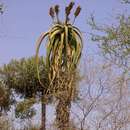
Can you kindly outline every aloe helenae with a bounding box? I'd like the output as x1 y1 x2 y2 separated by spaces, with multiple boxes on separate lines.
35 2 83 130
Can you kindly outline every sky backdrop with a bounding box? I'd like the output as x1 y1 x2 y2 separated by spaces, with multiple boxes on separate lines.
0 0 130 66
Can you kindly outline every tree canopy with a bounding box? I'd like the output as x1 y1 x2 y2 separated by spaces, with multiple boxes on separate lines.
0 57 49 119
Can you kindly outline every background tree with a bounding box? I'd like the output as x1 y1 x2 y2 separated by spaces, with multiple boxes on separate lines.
88 6 130 69
70 58 130 130
86 3 130 129
0 57 49 130
0 81 14 115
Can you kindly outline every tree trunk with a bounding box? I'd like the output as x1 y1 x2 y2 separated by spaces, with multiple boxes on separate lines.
56 97 71 130
40 93 46 130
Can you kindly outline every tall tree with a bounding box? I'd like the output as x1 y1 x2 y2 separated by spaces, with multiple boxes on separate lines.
35 2 83 130
0 57 50 130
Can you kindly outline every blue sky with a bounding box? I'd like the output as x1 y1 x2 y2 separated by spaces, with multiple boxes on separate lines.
0 0 130 126
0 0 129 66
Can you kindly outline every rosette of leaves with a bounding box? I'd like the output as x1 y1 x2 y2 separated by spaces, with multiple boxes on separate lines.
36 2 83 88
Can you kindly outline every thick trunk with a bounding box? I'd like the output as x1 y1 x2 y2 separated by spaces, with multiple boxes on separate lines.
40 94 46 130
56 97 71 130
55 68 76 130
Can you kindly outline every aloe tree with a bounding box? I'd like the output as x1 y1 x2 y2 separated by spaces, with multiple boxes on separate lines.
36 2 83 130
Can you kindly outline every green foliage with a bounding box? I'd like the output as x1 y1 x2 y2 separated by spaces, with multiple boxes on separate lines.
0 57 49 98
0 57 50 119
0 82 14 114
89 15 130 67
15 98 36 119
